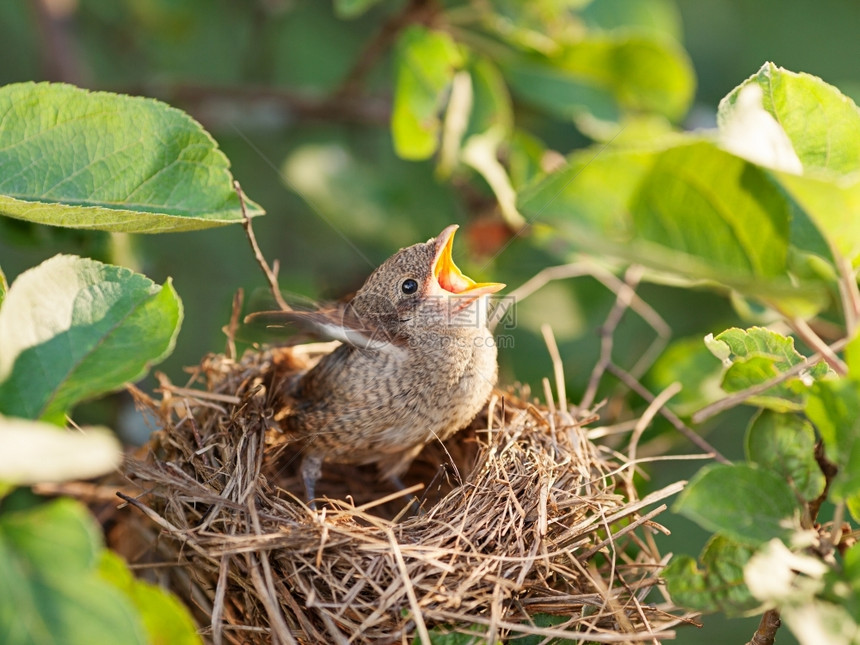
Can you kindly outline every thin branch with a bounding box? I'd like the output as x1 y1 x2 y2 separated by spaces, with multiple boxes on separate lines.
788 317 848 375
745 608 780 645
606 363 730 464
692 337 851 424
223 289 244 359
836 253 860 337
579 266 644 413
139 82 390 127
808 440 838 524
234 181 290 312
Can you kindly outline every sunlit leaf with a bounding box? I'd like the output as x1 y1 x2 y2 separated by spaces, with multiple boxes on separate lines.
719 63 860 177
776 172 860 262
391 27 463 160
708 327 829 412
0 255 182 422
0 82 263 233
745 539 860 645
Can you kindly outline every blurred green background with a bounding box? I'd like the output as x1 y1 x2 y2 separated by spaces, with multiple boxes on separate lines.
3 1 857 642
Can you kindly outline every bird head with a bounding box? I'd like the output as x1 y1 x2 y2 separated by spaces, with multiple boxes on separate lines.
350 225 505 338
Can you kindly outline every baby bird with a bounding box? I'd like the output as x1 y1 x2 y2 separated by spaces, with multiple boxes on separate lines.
259 225 504 502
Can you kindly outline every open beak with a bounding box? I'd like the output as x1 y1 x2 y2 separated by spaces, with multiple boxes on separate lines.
432 225 505 298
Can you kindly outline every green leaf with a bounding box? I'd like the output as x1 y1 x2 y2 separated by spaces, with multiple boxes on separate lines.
0 494 146 645
503 32 694 134
630 141 789 278
710 327 829 412
674 463 803 545
507 129 549 190
98 551 200 645
524 140 828 306
391 27 463 160
0 265 6 306
0 82 263 233
806 378 860 518
519 145 655 242
776 172 860 263
0 417 120 485
719 63 860 177
0 255 183 421
463 58 513 141
718 64 860 265
745 410 825 503
663 534 759 615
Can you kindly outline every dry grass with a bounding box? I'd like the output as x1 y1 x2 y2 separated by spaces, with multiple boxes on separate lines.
109 338 691 645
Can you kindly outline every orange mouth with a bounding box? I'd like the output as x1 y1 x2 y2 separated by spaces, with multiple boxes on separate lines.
432 225 505 297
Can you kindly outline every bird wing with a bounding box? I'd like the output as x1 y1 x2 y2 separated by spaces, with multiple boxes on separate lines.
245 308 406 353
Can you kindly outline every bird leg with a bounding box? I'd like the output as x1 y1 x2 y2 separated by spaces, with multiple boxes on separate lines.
300 453 323 508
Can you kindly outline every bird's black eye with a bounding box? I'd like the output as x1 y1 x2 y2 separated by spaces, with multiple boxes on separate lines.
401 278 419 295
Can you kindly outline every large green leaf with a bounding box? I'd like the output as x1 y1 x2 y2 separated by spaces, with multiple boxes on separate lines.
520 141 825 312
0 255 182 422
0 495 146 645
674 463 803 545
719 63 860 177
776 172 860 262
719 64 860 264
0 417 120 485
630 141 789 278
0 82 263 233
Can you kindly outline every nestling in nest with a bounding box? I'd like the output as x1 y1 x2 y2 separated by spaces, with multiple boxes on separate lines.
112 227 688 643
116 349 688 643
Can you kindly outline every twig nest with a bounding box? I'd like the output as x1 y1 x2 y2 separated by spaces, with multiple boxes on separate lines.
117 345 685 643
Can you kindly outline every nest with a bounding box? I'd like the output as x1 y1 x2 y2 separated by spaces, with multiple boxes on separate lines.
112 342 687 644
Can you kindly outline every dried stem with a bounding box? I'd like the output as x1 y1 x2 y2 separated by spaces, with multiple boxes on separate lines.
835 253 860 337
540 323 567 415
234 180 290 312
745 608 780 645
580 266 645 413
788 317 848 375
223 289 244 359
